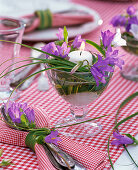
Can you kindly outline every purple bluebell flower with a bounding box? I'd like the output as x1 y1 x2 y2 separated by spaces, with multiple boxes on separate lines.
25 108 35 124
5 102 35 124
106 50 124 69
126 16 138 32
8 108 22 123
90 54 114 86
57 42 71 58
127 6 136 15
7 102 27 123
72 35 85 49
56 28 64 41
45 130 62 145
41 42 59 58
101 30 115 49
111 131 134 147
111 15 127 27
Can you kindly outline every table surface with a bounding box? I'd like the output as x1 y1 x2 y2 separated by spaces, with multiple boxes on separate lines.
0 0 138 169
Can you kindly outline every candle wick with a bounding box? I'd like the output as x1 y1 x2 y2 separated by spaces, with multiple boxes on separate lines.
80 51 82 56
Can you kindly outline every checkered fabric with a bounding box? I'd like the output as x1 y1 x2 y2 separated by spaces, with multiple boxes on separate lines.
0 0 138 169
0 106 107 170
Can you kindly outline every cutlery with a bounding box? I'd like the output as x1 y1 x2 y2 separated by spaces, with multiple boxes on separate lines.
1 105 86 170
19 67 40 91
10 63 40 88
10 44 47 90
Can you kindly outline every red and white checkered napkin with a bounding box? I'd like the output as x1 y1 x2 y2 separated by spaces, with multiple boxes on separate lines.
0 106 107 170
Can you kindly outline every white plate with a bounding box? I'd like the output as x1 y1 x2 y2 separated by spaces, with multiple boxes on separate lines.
0 0 102 41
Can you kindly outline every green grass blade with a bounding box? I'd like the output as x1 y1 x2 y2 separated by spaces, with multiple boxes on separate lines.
114 112 138 129
8 66 73 100
0 40 79 66
107 112 138 170
107 135 114 170
0 62 44 78
108 92 138 169
0 59 34 76
86 40 105 56
115 92 138 126
56 114 108 129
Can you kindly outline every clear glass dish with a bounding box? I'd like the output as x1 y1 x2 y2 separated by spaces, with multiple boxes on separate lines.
121 34 138 81
47 68 113 138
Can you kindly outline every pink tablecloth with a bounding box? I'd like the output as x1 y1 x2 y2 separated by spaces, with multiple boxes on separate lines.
0 0 137 169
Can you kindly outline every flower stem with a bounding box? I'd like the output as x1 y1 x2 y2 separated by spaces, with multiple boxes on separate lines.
123 144 138 167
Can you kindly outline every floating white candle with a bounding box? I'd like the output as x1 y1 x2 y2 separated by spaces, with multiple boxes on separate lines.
68 50 92 65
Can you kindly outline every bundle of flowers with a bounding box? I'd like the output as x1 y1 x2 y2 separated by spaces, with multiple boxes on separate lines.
111 6 138 54
41 27 125 87
28 27 125 99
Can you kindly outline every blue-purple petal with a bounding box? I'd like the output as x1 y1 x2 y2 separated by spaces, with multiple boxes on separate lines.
113 131 122 139
127 6 136 15
120 136 134 144
111 140 122 146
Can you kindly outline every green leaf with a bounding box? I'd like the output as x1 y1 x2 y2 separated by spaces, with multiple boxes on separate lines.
55 40 64 46
33 130 51 136
0 149 3 157
0 159 13 167
64 26 68 43
20 114 29 126
86 40 105 57
31 127 51 131
25 131 37 151
36 136 45 145
92 54 97 65
29 123 36 129
124 134 138 145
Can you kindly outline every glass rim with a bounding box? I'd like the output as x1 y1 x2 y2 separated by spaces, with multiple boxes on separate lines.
46 65 91 75
52 69 91 75
122 33 138 41
0 16 25 33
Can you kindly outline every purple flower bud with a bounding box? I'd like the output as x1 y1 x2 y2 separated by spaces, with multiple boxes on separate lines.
25 108 35 124
111 15 127 27
56 42 71 58
7 102 24 123
127 6 136 15
41 42 59 58
101 30 115 49
56 28 64 41
72 35 85 49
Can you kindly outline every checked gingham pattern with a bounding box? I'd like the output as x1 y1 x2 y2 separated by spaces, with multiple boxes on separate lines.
0 1 138 169
0 106 107 170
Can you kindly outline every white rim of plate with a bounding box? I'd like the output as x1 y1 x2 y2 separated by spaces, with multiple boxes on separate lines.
22 2 102 41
